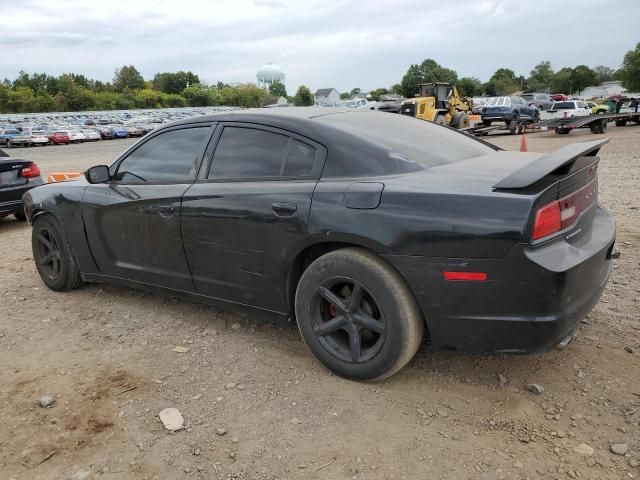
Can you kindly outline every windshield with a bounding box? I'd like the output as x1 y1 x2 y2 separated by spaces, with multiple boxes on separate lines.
484 97 511 107
552 102 574 110
522 94 534 100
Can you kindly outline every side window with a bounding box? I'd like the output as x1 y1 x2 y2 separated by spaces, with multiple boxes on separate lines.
418 103 426 115
209 127 290 178
283 140 316 176
115 127 209 183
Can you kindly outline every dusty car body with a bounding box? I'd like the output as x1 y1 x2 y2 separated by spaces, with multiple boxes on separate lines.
23 109 615 380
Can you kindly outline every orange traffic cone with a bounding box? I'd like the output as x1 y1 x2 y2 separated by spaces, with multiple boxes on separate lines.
520 134 528 152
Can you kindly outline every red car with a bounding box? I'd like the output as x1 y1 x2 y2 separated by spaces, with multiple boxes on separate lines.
49 132 70 145
551 93 568 102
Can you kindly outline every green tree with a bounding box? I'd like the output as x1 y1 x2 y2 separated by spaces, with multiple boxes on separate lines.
182 84 211 106
485 68 519 96
153 71 200 94
293 85 313 106
551 67 573 93
368 88 389 101
571 65 597 93
349 87 361 97
268 81 287 98
527 61 554 92
619 42 640 91
113 65 145 92
399 59 459 98
339 92 350 100
457 77 483 97
593 65 616 84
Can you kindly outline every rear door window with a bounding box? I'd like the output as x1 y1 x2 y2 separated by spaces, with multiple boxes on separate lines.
209 127 290 178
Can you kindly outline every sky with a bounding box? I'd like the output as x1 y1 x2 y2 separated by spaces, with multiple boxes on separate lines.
1 0 639 92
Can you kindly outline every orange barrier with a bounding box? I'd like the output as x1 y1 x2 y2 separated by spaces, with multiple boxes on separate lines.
47 172 83 183
469 114 481 122
520 134 528 152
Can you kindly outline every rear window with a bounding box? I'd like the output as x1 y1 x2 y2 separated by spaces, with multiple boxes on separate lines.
552 102 574 110
316 111 493 171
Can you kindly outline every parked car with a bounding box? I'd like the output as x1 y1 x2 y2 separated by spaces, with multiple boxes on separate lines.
49 131 71 145
81 129 101 142
23 109 614 380
111 127 129 139
541 101 592 120
1 154 43 221
480 96 540 126
26 130 50 146
2 129 33 148
95 127 114 139
125 126 144 137
376 95 405 114
343 98 377 110
67 130 86 143
551 93 568 102
522 93 553 110
0 128 29 147
585 101 609 114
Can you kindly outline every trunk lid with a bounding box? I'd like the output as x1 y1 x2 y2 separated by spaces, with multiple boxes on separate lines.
0 158 31 187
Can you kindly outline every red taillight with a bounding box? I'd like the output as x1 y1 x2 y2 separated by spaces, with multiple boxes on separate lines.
533 178 598 241
21 163 41 179
533 201 561 240
443 271 487 282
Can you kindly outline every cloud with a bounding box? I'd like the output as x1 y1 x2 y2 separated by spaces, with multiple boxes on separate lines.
0 0 638 92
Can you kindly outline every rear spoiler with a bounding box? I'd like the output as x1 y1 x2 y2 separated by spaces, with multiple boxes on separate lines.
493 138 609 189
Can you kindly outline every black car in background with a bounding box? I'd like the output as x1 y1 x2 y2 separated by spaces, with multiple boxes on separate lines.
22 109 615 380
0 148 43 221
481 96 540 126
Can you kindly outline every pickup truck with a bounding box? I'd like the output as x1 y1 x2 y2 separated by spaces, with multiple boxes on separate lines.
540 100 592 120
0 128 32 147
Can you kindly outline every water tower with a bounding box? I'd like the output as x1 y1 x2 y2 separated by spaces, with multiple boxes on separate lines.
257 63 285 90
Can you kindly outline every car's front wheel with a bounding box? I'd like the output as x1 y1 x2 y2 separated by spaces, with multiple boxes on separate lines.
32 215 82 291
295 248 424 381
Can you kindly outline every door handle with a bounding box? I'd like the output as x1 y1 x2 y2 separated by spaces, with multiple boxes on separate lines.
144 204 175 218
272 202 297 216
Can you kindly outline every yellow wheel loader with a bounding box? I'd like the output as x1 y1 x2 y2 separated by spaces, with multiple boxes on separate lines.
400 82 473 129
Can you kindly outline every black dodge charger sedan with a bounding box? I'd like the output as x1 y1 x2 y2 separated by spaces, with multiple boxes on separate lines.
22 109 615 380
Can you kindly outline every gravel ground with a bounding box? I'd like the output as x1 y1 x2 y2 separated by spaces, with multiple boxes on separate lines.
1 126 639 480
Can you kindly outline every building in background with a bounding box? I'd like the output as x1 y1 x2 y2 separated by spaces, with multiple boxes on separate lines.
577 80 627 98
257 63 286 90
314 88 340 106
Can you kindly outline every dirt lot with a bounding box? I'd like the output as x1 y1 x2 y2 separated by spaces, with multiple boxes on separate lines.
1 126 639 480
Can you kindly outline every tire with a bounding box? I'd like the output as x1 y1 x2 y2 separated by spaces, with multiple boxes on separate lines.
435 115 446 126
532 111 540 123
615 119 627 127
31 214 82 291
14 211 27 221
295 248 424 381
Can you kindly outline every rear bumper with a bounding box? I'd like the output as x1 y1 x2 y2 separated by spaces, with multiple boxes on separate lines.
0 179 44 215
385 206 615 353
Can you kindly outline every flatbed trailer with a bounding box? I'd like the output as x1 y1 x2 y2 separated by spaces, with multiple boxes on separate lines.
462 118 534 137
544 112 640 134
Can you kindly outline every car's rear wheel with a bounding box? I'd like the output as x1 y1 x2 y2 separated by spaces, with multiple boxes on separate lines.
32 215 82 291
295 248 424 381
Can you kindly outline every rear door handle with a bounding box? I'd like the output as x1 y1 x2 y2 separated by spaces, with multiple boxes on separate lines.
144 204 175 218
272 202 297 216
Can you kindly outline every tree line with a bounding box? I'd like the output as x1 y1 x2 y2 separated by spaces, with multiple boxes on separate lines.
1 42 638 114
0 65 315 113
360 42 640 100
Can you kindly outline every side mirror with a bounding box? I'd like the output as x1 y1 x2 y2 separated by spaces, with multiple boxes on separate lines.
85 165 110 184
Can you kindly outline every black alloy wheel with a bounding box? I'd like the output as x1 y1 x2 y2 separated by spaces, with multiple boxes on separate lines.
31 215 82 291
34 224 62 281
295 248 424 381
311 277 386 364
